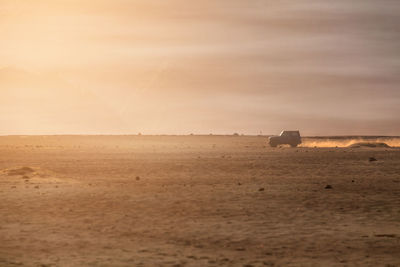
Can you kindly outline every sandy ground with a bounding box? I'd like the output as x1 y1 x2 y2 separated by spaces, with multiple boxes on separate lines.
0 135 399 267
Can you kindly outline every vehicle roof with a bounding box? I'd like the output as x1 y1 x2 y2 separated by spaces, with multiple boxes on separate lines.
280 130 300 134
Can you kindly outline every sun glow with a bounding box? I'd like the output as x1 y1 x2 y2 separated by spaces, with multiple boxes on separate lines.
1 0 399 135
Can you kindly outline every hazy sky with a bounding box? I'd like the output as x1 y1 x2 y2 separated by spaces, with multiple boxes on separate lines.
1 0 399 135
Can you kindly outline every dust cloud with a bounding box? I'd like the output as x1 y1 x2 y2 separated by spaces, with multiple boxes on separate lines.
301 138 400 148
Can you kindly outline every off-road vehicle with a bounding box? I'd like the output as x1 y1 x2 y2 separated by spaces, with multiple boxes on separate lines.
269 131 302 147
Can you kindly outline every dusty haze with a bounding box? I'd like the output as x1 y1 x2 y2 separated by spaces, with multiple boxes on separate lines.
1 0 400 135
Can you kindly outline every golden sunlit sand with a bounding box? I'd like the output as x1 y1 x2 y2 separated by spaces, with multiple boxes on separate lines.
1 135 399 266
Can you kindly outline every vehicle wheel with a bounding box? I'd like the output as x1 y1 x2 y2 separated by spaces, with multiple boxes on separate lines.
290 144 298 148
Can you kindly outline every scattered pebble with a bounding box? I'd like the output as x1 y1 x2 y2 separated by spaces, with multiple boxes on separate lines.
136 176 140 181
325 185 333 189
34 185 40 189
258 187 265 191
237 182 242 186
369 157 377 162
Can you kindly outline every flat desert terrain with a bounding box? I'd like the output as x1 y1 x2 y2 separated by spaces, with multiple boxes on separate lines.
0 135 399 266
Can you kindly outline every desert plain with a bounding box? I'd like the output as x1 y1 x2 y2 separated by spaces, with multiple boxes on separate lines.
0 135 399 266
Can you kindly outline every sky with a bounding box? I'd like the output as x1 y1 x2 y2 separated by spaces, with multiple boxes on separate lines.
1 0 399 135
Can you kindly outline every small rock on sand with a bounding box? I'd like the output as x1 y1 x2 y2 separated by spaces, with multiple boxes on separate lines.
259 188 265 191
369 157 377 162
325 185 333 189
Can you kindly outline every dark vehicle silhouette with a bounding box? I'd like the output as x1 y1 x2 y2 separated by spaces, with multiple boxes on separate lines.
269 131 302 147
